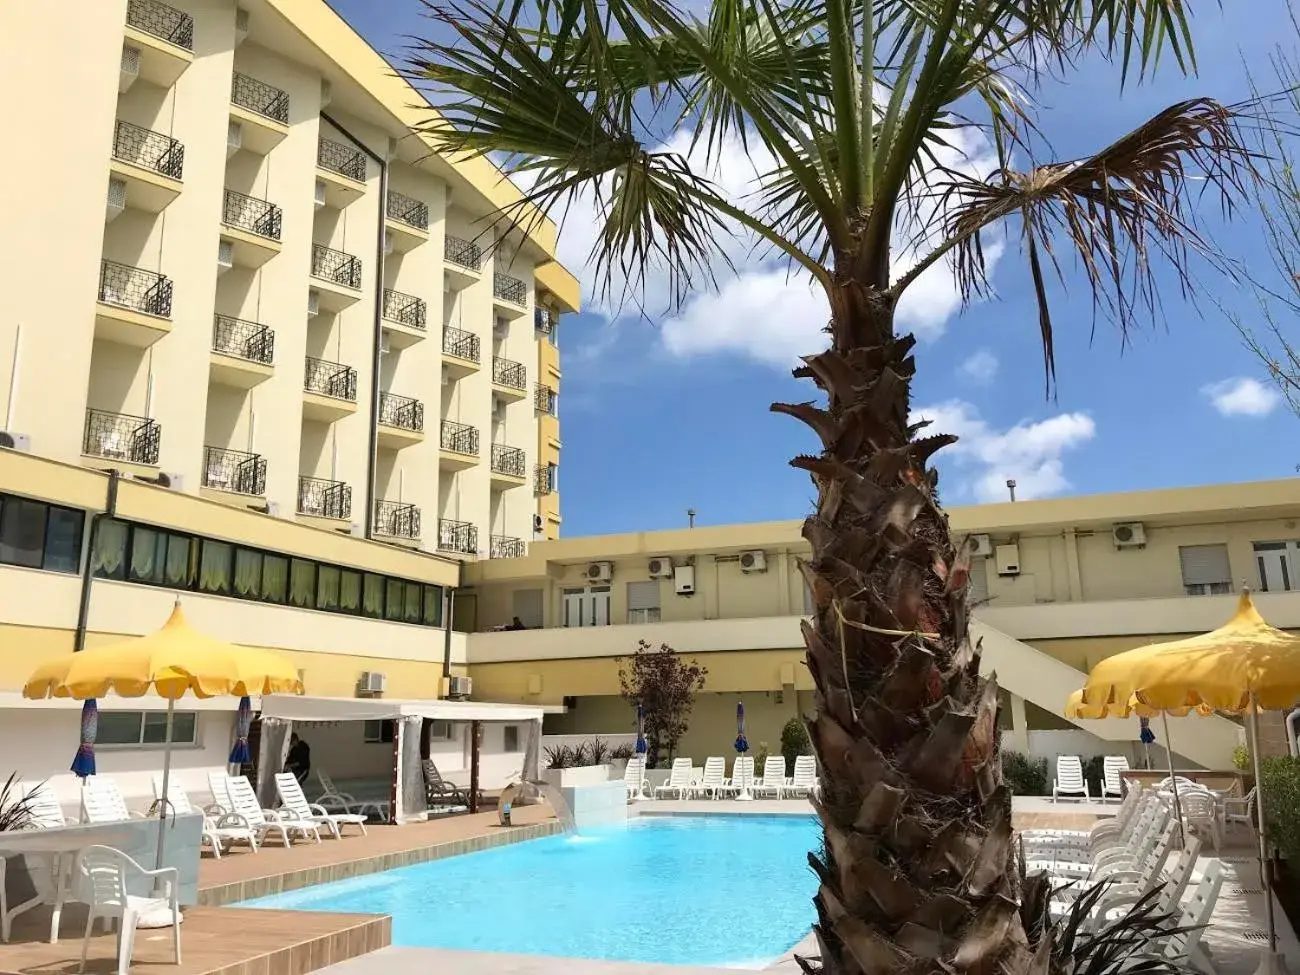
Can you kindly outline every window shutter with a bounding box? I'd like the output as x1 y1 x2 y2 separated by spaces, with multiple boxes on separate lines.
969 557 989 604
512 588 544 628
1179 544 1231 586
626 580 660 611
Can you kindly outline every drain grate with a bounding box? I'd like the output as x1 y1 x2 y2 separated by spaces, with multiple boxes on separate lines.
1231 887 1266 895
1244 931 1272 943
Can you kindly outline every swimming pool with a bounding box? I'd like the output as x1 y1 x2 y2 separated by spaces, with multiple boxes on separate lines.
242 815 820 967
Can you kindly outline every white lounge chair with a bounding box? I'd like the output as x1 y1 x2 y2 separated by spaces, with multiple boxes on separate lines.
315 771 388 821
728 756 756 797
787 755 817 797
653 758 693 799
227 775 321 846
1102 756 1129 802
1052 756 1089 803
152 776 258 858
623 756 648 801
1027 799 1170 880
1119 859 1224 974
1090 836 1202 928
698 758 730 799
275 773 368 838
1051 820 1177 907
81 777 147 824
1023 785 1145 851
753 756 788 799
22 780 71 828
74 845 180 975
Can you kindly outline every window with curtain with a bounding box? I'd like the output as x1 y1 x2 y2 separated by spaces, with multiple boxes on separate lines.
385 578 405 621
198 540 233 595
92 518 129 579
339 570 362 613
0 497 47 569
262 554 288 604
129 526 165 583
42 507 84 573
423 585 443 626
403 581 422 623
289 559 316 608
233 548 263 598
317 565 341 611
362 573 384 617
626 580 661 624
165 534 194 588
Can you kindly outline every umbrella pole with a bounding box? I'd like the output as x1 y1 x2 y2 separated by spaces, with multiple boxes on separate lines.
154 698 176 873
1248 700 1287 975
1160 710 1185 840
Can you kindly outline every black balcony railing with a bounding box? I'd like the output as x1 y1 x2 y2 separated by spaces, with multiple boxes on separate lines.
445 236 482 272
382 289 427 330
231 72 289 124
212 315 274 364
304 357 357 401
112 120 184 180
534 383 557 415
311 243 362 290
438 519 478 555
494 273 527 306
222 189 282 240
374 501 421 539
491 443 526 478
386 190 428 231
379 392 424 432
442 325 480 363
534 464 556 495
83 410 161 466
126 0 194 49
317 138 366 181
493 356 527 390
490 535 525 559
440 420 479 455
298 476 352 520
202 446 266 496
98 260 173 318
534 307 557 334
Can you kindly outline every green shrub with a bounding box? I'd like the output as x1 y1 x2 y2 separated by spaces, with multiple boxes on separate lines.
780 718 812 769
1234 745 1252 772
1002 752 1050 796
1082 755 1105 797
1261 756 1300 860
753 743 770 777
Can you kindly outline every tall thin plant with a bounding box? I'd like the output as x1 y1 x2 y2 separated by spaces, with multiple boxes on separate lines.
0 774 38 832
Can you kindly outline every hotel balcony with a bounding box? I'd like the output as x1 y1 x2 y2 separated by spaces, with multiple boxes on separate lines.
302 356 358 422
535 307 557 336
439 420 479 471
377 392 425 450
108 120 183 214
220 189 282 268
309 243 362 312
534 464 556 495
441 325 481 379
316 138 366 208
444 236 483 290
374 500 421 543
438 519 479 557
297 475 352 523
385 190 429 252
492 272 529 319
201 446 266 501
490 535 525 560
210 315 274 388
229 72 289 154
82 409 161 471
534 383 557 415
123 0 193 89
95 260 173 347
381 289 427 348
490 443 527 489
492 357 528 401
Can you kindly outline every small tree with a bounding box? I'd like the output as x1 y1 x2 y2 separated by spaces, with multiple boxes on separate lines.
779 717 812 771
618 640 707 769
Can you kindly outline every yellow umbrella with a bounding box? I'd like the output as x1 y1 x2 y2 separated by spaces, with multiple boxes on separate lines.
24 599 302 870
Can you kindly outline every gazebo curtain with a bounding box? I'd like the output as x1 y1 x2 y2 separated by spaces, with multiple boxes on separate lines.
400 714 426 822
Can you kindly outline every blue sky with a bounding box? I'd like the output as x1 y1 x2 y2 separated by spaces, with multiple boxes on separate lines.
329 0 1298 536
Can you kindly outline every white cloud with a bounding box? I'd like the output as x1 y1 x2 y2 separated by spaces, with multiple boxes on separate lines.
910 401 1096 503
958 349 999 384
1201 377 1280 418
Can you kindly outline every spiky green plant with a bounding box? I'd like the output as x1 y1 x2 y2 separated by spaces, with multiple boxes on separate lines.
0 774 38 832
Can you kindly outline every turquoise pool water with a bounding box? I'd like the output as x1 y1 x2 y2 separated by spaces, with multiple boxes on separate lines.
241 815 820 966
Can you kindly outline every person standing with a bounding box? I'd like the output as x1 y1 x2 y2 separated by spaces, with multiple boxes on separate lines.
285 732 311 785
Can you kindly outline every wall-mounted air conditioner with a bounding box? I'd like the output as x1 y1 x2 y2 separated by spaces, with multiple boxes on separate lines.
739 550 767 573
358 671 387 695
313 180 326 209
307 290 320 317
234 6 250 44
217 239 234 273
586 561 612 583
226 121 243 159
1113 522 1147 549
119 45 140 93
379 334 392 356
448 675 472 699
673 564 696 596
0 431 32 452
648 556 673 578
970 533 994 558
106 179 127 223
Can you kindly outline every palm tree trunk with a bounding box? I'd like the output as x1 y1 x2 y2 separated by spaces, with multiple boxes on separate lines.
774 293 1029 974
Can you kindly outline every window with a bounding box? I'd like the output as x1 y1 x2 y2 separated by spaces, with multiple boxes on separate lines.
562 587 611 627
0 497 85 573
385 578 406 621
802 582 814 615
92 518 129 579
289 558 316 608
504 725 519 752
198 539 233 595
423 585 444 626
428 720 454 740
97 710 198 747
262 554 289 604
340 571 362 613
364 719 396 743
128 525 194 587
363 573 385 618
43 507 84 573
233 548 263 598
317 565 341 611
1179 544 1232 596
626 580 661 624
969 557 990 604
1255 541 1300 593
403 581 422 624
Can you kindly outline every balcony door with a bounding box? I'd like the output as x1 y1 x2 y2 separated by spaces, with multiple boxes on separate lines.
562 586 611 627
1255 541 1300 592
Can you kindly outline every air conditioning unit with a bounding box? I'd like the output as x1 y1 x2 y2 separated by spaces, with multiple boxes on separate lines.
357 671 387 695
106 179 127 223
379 334 392 356
383 232 394 256
448 675 472 699
995 543 1021 576
586 561 612 583
739 550 767 573
320 78 333 108
307 290 320 317
119 45 140 92
313 180 326 209
1113 522 1147 549
234 6 250 43
349 522 364 536
673 564 696 596
265 500 280 517
648 556 673 578
217 239 234 273
153 471 184 490
969 533 994 558
0 431 32 452
226 121 243 158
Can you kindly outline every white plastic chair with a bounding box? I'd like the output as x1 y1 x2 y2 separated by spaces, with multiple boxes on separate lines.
787 755 817 797
1179 789 1223 852
753 756 788 799
1222 786 1256 836
1102 756 1129 802
697 758 729 799
227 775 320 846
623 756 648 800
274 773 368 838
74 845 180 975
152 776 257 858
653 758 693 799
1052 756 1089 803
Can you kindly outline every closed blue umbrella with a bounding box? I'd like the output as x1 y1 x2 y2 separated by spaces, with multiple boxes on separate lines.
635 704 647 755
70 699 98 778
229 695 252 766
734 701 749 754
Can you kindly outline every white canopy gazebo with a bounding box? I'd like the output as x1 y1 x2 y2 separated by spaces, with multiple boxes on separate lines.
256 695 558 822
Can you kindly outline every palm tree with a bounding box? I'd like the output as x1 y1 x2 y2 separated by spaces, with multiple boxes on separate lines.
407 2 1252 970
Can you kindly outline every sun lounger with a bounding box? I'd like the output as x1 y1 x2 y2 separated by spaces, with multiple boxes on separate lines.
698 758 731 799
786 756 816 797
1052 756 1089 803
152 776 257 858
275 773 367 838
227 774 320 846
653 758 693 799
752 757 788 799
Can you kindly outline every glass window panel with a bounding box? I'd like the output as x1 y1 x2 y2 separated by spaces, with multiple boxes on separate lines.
233 548 263 598
403 582 422 623
423 586 443 627
198 540 233 595
142 711 197 745
165 534 195 588
0 498 47 568
98 711 143 745
317 565 341 611
262 554 288 604
385 579 405 621
129 526 166 583
43 507 84 573
362 574 384 618
92 519 129 579
339 571 362 613
289 559 316 608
